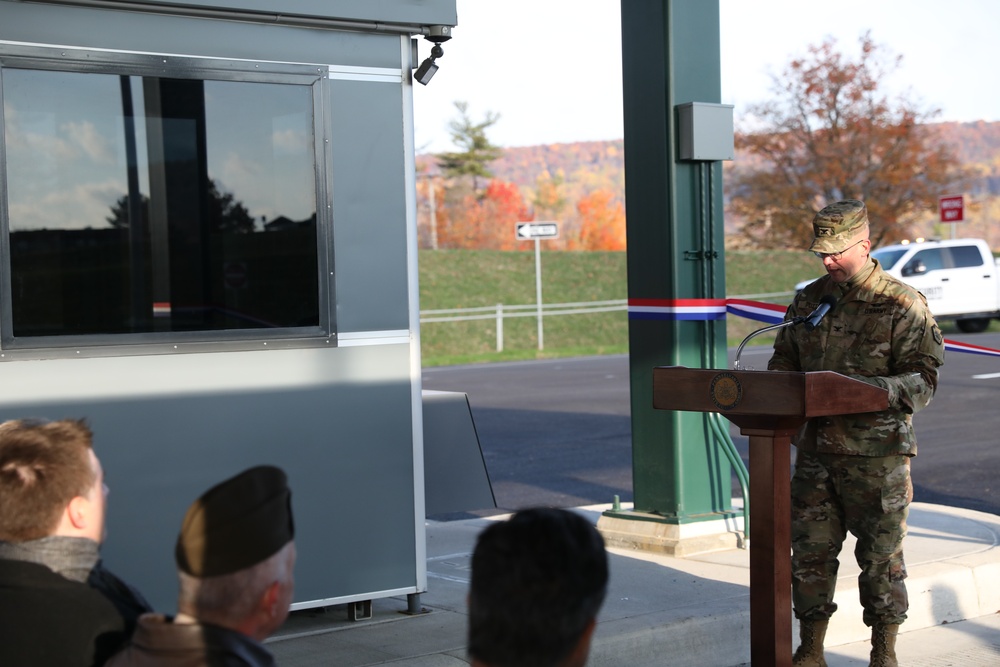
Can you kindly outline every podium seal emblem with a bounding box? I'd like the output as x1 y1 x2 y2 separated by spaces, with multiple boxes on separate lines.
710 372 742 410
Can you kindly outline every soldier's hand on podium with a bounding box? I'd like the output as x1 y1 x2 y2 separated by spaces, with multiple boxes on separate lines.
848 373 931 413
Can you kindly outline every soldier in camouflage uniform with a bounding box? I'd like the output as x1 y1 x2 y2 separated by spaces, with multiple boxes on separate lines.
767 200 945 667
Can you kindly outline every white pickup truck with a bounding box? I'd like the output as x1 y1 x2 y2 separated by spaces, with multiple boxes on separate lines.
795 237 1000 333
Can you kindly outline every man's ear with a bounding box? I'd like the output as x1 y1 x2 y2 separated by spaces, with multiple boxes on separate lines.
261 580 282 619
63 495 90 531
562 618 598 667
234 579 283 641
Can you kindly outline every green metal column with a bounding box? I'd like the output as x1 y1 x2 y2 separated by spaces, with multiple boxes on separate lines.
609 0 736 529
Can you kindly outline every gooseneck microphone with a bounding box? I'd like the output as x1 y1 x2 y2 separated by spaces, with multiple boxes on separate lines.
803 294 837 331
733 294 838 370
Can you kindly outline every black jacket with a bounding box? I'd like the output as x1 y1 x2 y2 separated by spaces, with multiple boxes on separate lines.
88 560 154 637
0 557 128 667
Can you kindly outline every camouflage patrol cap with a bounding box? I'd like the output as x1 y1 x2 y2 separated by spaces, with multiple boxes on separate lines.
809 199 870 254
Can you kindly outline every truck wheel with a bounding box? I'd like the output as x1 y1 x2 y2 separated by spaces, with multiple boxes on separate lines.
956 318 990 333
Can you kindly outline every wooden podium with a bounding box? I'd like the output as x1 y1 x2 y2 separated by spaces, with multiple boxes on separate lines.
652 367 888 667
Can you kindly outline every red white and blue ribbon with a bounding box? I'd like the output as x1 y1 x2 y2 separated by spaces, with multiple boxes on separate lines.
725 298 787 325
942 338 1000 358
627 297 1000 357
628 297 781 323
627 298 726 321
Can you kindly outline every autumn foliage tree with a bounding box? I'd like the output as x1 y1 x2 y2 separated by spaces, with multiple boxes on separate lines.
436 179 531 250
425 101 525 249
532 170 568 222
728 32 968 249
575 188 626 250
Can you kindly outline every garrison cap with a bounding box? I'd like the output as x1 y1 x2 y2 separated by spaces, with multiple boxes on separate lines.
175 465 294 577
809 199 870 254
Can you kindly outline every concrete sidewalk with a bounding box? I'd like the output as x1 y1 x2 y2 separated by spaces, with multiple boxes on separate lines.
268 502 1000 667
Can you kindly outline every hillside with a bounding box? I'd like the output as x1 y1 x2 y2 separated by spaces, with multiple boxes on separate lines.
934 121 1000 195
417 120 1000 244
418 248 819 365
488 139 625 191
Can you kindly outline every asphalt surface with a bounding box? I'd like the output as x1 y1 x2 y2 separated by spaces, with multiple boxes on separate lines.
422 355 634 515
421 332 1000 518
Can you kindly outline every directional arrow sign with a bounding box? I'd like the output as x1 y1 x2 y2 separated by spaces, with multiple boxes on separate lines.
516 222 559 240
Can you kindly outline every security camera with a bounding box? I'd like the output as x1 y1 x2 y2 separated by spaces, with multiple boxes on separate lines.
425 25 452 43
413 28 450 86
414 58 439 86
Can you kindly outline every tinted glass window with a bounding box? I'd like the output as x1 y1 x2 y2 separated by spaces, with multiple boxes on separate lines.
950 245 985 269
3 67 319 339
909 248 945 273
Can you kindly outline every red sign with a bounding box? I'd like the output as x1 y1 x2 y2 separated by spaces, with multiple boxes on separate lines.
939 195 964 223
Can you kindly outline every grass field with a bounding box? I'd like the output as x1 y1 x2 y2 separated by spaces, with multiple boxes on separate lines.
418 249 823 366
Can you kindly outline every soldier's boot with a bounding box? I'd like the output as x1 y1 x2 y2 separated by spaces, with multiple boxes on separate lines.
869 623 900 667
792 619 829 667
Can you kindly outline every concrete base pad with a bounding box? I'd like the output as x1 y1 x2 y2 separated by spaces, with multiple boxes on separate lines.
597 512 744 557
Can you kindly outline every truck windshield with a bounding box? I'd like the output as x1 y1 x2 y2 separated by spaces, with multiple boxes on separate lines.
871 248 908 270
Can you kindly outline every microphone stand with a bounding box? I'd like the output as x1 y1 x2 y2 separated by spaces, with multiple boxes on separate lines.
733 317 805 370
735 294 837 369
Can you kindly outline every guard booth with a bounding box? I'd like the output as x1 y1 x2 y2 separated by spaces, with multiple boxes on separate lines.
0 0 456 612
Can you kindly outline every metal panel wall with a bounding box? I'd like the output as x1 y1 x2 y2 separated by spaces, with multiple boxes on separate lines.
0 0 440 611
330 78 411 332
0 2 403 68
0 345 417 610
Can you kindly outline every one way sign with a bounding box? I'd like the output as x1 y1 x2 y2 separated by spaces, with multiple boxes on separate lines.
516 222 559 240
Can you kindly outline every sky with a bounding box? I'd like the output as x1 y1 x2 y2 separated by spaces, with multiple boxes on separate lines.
412 0 1000 154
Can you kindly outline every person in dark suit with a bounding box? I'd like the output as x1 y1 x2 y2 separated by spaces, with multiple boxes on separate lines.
0 418 150 667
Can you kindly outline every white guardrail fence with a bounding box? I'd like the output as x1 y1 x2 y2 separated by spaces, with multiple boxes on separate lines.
419 292 795 352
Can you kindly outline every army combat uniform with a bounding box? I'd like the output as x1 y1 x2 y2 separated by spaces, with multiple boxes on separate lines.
769 255 945 628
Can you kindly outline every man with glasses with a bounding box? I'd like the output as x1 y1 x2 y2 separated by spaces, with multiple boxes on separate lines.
768 200 945 667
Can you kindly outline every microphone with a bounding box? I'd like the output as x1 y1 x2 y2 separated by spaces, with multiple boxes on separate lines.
803 294 837 331
732 294 835 369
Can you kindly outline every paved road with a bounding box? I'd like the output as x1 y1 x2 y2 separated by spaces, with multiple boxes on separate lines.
421 333 1000 517
423 355 633 516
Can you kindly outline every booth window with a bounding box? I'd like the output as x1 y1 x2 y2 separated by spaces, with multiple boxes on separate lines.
1 56 326 347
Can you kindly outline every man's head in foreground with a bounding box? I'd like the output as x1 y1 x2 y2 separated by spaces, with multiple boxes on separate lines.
0 418 107 544
174 465 296 641
468 507 609 667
